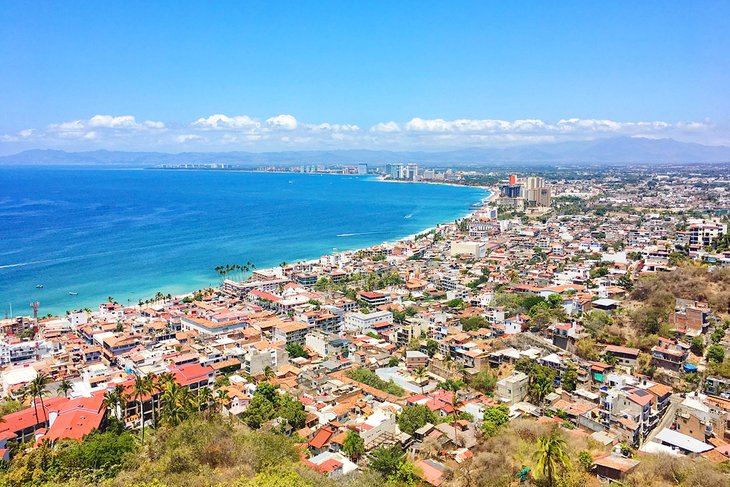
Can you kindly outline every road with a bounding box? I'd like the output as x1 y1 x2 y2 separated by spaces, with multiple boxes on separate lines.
642 394 682 448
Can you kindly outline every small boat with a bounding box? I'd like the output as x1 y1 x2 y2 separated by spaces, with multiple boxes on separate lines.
68 292 78 296
36 284 44 288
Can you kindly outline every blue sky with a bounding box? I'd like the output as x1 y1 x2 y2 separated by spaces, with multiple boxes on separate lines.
1 1 728 153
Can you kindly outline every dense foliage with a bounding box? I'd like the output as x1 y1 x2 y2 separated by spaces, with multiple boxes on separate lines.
397 404 438 435
345 367 405 396
241 383 306 430
0 421 136 486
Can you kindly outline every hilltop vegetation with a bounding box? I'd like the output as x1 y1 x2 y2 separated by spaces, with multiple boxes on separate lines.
1 405 728 487
0 415 381 487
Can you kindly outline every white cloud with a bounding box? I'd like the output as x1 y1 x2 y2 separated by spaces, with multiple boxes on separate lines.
1 113 723 152
266 114 298 130
89 115 137 128
52 120 85 131
176 134 204 143
192 114 260 130
310 122 360 132
143 120 166 129
370 121 400 133
50 114 164 132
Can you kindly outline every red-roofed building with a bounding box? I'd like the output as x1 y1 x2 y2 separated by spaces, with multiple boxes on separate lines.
1 394 107 446
308 426 335 454
169 363 214 391
43 394 106 442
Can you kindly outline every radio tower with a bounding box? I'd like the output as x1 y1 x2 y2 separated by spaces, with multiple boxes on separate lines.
30 301 40 321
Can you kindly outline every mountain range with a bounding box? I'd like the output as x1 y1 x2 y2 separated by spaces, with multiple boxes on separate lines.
2 137 729 166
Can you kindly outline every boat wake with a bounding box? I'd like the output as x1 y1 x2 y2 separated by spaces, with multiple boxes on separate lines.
0 259 53 269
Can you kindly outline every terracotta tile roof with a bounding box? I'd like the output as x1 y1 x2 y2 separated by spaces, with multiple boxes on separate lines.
308 426 335 449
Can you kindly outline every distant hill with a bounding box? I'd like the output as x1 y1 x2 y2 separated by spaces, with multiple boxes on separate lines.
2 137 729 166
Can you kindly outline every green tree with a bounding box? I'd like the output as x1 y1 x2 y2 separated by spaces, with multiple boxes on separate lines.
237 468 313 487
481 404 509 437
412 366 428 393
242 393 274 429
28 371 51 432
397 404 437 435
425 339 439 357
547 293 563 309
342 430 365 461
617 273 634 290
575 338 599 360
707 344 725 364
577 450 593 472
369 445 405 478
132 374 152 442
57 377 73 398
531 375 555 407
0 399 24 416
102 384 128 421
390 460 419 484
561 366 578 392
277 394 306 430
533 428 571 487
690 336 705 356
470 369 496 394
285 342 310 359
460 315 488 332
447 298 465 309
483 404 509 427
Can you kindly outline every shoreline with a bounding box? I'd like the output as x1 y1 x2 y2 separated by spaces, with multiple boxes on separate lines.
10 173 493 317
146 184 496 311
169 185 499 308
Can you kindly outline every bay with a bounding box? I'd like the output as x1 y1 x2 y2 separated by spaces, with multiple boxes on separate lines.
0 166 486 315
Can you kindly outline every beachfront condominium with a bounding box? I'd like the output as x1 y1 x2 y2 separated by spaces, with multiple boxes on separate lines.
500 175 551 208
386 163 404 180
524 176 552 207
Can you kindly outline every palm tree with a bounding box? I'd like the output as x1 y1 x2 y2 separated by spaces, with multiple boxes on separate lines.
263 366 275 381
102 385 128 421
58 377 73 398
179 387 194 412
413 367 428 393
440 379 464 446
215 388 231 414
197 387 213 415
114 384 129 420
532 377 554 410
29 372 52 429
132 374 151 442
28 385 41 432
161 382 192 426
157 371 176 387
15 385 29 403
143 374 158 427
533 428 571 487
103 389 118 419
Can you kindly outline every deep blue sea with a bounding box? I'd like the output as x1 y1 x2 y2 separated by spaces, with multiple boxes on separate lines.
0 167 486 316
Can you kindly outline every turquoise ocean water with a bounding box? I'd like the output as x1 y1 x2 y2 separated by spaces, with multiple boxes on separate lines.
0 167 486 315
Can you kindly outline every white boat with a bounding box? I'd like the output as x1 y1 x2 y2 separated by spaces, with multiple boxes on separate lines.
36 284 43 288
68 292 78 296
